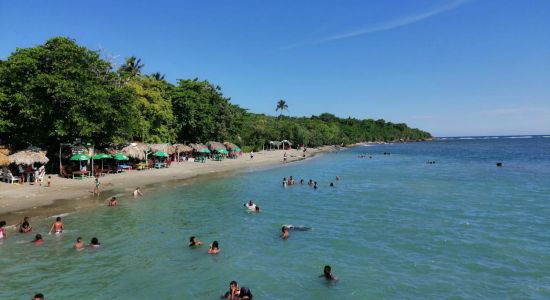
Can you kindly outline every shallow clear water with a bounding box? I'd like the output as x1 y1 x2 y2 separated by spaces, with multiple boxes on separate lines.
1 137 550 299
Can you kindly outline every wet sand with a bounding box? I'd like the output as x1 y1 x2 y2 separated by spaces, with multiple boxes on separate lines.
0 147 337 224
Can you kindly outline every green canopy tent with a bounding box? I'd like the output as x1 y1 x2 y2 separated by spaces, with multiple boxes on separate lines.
217 149 229 155
113 153 129 172
70 154 90 172
153 151 169 158
92 153 112 173
197 148 210 155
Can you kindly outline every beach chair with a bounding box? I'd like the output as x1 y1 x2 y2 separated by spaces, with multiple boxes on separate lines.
4 172 19 184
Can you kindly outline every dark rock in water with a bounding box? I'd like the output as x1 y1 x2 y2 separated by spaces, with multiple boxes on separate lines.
496 162 503 167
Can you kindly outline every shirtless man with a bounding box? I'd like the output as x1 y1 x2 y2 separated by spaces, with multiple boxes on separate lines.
74 237 84 250
133 187 143 198
48 217 64 235
108 197 118 207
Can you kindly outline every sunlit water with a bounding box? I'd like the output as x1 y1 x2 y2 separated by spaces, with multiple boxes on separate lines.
1 137 550 299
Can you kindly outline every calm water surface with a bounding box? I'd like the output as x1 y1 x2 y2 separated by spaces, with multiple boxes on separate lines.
1 137 550 299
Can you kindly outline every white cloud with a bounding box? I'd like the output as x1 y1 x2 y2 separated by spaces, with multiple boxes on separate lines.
283 0 470 49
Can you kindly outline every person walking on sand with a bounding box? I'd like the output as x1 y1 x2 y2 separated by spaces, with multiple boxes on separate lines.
250 151 254 160
133 187 143 198
283 152 287 163
48 217 64 235
93 176 101 196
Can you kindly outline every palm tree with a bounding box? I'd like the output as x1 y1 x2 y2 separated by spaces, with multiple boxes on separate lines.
119 56 144 77
149 72 165 81
275 99 288 116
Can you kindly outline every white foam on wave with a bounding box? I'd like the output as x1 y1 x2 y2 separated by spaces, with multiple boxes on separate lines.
543 136 550 138
48 212 71 219
505 136 533 139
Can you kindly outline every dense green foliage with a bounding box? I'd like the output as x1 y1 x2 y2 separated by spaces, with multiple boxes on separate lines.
0 37 431 152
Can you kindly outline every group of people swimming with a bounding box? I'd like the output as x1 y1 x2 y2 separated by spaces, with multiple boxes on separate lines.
282 175 340 190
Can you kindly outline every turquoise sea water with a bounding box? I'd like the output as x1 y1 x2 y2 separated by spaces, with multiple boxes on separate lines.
1 137 550 299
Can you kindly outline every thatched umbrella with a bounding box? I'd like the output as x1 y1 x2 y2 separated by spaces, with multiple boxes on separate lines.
0 145 10 156
189 143 207 151
173 144 192 153
121 143 151 161
207 141 226 153
224 142 240 151
9 150 49 165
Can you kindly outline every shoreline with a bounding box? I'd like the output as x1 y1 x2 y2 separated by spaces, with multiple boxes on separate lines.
0 146 340 224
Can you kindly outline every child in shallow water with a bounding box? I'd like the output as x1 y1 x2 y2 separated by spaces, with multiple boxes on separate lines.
32 234 44 245
189 236 203 247
74 237 84 250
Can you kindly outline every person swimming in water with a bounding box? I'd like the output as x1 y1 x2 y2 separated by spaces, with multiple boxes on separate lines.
244 200 260 212
74 237 84 250
330 182 334 187
19 216 32 233
133 187 143 198
32 234 44 245
189 236 203 247
208 241 221 254
320 265 337 281
238 286 254 300
282 177 287 188
281 226 289 239
308 179 313 186
48 217 64 235
223 280 240 299
89 237 101 248
300 179 304 185
108 197 118 207
33 293 44 300
313 181 318 189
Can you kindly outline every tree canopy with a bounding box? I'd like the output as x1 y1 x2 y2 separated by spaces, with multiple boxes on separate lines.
0 37 432 154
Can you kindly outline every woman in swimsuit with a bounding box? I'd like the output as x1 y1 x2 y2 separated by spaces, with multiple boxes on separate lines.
48 217 64 235
320 265 337 281
208 241 221 254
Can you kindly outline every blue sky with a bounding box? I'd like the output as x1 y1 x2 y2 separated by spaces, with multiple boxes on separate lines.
1 0 549 136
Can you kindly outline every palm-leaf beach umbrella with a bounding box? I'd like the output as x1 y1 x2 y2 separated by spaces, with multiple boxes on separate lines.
121 143 150 161
197 148 210 154
173 144 192 153
0 153 9 167
9 150 49 166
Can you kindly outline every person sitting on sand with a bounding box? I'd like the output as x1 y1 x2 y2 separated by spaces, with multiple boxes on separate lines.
48 217 64 235
32 234 44 245
208 241 221 254
223 281 240 300
108 197 118 207
74 237 84 250
133 187 143 198
89 237 101 248
320 265 337 281
281 226 289 239
19 216 32 233
0 220 6 240
189 236 203 247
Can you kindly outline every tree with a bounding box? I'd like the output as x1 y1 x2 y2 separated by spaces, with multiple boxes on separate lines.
275 99 288 116
118 56 144 78
0 37 140 150
149 72 165 81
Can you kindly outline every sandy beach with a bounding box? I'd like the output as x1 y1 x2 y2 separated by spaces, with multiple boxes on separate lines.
0 147 337 223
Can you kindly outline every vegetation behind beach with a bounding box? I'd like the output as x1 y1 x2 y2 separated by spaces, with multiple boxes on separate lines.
0 37 431 152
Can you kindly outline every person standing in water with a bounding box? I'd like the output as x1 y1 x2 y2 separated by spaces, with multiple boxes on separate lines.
208 241 221 254
133 187 143 198
48 217 64 235
223 281 240 300
281 226 289 239
0 220 6 240
93 176 101 196
32 234 44 245
74 237 84 250
33 293 44 300
89 237 101 248
19 216 32 233
108 197 118 207
320 265 337 281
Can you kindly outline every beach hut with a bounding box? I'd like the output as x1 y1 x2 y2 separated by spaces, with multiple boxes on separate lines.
9 149 49 165
121 143 151 161
172 144 192 161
